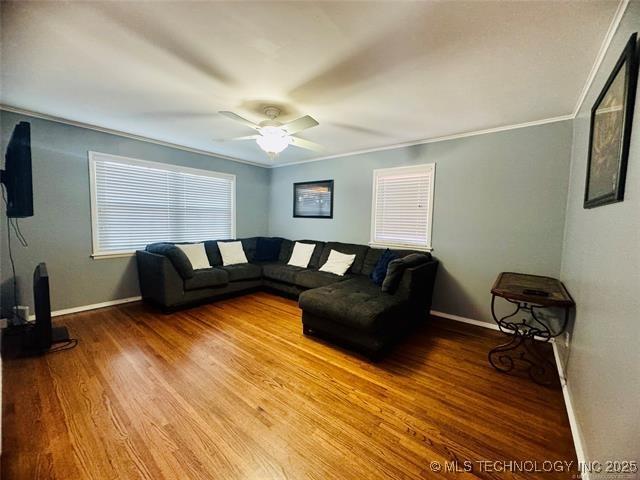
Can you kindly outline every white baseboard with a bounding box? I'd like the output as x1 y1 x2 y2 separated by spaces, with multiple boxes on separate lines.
27 296 142 321
430 309 500 331
430 309 551 342
431 309 585 471
553 343 588 478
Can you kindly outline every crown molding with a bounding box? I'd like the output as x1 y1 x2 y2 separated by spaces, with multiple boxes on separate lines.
572 0 630 117
0 104 270 169
272 114 574 168
2 104 574 170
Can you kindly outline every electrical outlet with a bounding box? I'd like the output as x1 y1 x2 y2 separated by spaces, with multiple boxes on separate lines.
564 331 571 348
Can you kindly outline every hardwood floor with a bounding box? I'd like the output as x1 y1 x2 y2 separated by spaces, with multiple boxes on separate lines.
2 292 576 479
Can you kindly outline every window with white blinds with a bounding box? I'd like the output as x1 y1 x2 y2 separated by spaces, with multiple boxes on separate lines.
370 164 435 251
89 152 235 257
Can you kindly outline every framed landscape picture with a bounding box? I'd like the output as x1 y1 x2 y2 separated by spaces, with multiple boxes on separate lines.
293 180 334 218
584 33 638 209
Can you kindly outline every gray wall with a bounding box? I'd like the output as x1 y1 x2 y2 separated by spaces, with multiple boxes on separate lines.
269 121 573 323
0 110 270 313
1 113 575 327
559 3 640 464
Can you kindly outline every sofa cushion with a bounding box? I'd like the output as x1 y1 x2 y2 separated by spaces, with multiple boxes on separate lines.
361 248 428 276
204 240 223 266
295 269 351 289
298 277 407 331
239 237 258 262
218 241 248 266
370 249 398 286
382 253 432 293
221 263 262 282
146 243 194 279
262 263 304 284
319 250 357 276
288 241 317 268
295 240 325 268
176 243 211 270
184 268 229 291
204 238 257 265
254 237 283 262
318 242 369 274
278 239 294 263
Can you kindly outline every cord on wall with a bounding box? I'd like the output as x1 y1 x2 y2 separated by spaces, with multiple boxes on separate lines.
1 184 29 322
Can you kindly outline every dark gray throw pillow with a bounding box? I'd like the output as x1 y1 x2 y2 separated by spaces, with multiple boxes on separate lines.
381 253 430 293
146 243 194 279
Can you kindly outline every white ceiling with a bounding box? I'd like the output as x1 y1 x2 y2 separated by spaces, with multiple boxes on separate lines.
0 1 620 166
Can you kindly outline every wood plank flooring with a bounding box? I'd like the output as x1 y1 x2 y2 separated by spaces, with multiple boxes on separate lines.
2 292 576 479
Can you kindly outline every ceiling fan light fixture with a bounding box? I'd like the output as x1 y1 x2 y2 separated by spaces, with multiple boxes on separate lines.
218 107 320 158
256 127 291 156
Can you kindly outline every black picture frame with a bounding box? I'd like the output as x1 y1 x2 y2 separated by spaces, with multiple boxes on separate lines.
584 33 638 209
293 180 334 218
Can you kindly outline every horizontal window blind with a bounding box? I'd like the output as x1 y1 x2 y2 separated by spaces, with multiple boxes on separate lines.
89 152 235 256
370 164 435 250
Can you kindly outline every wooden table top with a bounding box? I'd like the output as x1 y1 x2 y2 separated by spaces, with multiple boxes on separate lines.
491 272 574 307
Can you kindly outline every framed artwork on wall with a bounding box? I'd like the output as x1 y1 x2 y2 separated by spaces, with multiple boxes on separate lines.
584 33 638 209
293 180 334 218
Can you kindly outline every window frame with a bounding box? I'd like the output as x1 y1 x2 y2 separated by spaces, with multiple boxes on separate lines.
369 163 435 252
88 151 236 259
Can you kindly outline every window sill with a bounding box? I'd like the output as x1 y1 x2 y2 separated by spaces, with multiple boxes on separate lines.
368 242 433 252
91 252 136 260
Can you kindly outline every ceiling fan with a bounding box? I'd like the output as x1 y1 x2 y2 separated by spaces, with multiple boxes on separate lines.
218 107 322 158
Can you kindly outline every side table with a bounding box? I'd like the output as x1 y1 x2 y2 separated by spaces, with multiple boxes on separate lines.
488 272 574 385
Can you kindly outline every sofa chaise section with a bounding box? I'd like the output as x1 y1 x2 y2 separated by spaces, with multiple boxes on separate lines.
299 255 438 356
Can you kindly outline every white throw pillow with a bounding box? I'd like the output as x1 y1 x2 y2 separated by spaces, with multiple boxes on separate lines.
176 243 210 270
319 249 356 276
218 241 248 266
288 242 316 268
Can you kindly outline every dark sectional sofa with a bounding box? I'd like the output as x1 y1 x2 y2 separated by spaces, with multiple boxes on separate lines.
136 237 438 356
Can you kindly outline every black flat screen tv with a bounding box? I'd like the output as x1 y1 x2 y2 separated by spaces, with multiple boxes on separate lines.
1 121 34 218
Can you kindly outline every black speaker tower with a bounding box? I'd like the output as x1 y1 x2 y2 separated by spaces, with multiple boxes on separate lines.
25 263 70 352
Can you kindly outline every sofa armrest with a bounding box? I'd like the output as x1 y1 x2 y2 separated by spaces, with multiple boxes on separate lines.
396 260 439 311
136 250 185 307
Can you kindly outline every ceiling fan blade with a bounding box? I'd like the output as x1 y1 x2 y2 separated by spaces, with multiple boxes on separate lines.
289 136 323 152
214 135 259 142
218 111 261 130
282 115 319 135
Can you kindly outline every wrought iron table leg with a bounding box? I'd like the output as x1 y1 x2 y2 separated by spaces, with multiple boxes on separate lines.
488 332 524 373
488 296 558 385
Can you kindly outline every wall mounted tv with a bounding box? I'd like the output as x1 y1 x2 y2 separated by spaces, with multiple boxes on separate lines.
1 121 33 218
